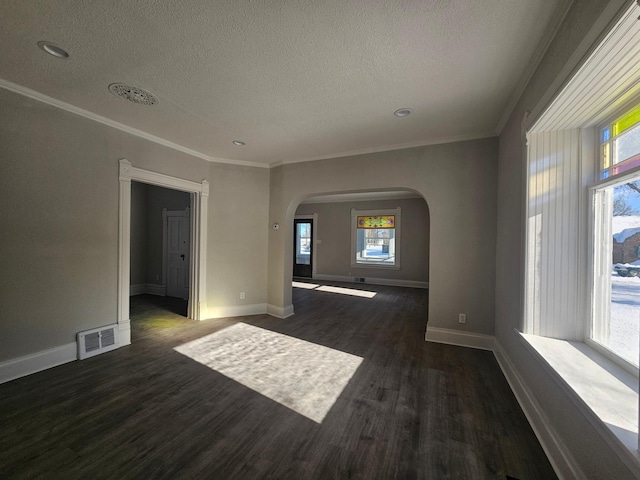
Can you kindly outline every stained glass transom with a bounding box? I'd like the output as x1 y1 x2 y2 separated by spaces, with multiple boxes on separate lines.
357 215 395 229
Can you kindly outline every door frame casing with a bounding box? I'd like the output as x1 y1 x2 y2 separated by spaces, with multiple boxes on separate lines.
118 159 209 345
294 213 318 277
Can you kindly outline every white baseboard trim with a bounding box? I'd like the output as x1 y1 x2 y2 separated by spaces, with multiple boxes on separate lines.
129 283 166 296
309 273 352 283
493 341 585 480
203 303 268 319
267 303 295 319
313 273 428 289
146 283 166 296
118 320 131 346
425 325 495 351
130 284 146 296
0 342 77 384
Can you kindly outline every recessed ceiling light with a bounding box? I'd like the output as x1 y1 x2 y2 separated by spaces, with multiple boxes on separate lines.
394 108 412 117
108 83 158 106
37 41 69 59
232 140 246 146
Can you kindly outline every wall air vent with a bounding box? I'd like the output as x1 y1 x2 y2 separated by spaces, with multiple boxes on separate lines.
77 324 119 360
355 277 366 283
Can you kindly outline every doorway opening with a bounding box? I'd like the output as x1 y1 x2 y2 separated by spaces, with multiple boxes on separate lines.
293 217 314 278
118 159 209 347
287 190 429 315
130 181 191 310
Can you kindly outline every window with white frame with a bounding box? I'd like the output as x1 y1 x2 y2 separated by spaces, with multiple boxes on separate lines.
351 208 401 268
521 2 640 456
591 106 640 370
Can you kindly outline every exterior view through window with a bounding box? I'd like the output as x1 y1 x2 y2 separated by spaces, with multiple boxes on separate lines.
356 215 395 265
593 105 640 368
351 207 401 268
296 222 311 265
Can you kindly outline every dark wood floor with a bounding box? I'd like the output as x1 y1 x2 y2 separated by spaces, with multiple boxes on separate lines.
0 283 556 479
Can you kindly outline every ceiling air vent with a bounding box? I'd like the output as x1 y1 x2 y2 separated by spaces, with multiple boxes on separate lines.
108 83 158 106
77 324 120 360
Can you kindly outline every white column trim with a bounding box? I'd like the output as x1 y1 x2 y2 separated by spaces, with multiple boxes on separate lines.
118 160 133 345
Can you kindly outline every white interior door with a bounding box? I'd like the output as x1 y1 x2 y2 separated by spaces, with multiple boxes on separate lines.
165 209 190 300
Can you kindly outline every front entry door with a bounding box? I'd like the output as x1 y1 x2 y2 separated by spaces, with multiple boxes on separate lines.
165 208 190 300
293 219 313 278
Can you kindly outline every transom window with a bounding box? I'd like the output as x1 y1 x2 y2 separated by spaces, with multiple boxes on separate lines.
351 208 401 269
600 104 640 179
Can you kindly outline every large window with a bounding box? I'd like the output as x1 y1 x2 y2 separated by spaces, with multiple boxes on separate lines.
591 106 640 369
522 2 640 457
351 208 401 268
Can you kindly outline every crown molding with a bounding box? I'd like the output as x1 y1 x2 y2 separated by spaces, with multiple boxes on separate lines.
0 78 269 169
1 77 497 170
270 131 497 168
495 0 574 135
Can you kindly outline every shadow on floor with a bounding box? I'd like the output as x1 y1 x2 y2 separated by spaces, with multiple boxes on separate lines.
130 294 188 318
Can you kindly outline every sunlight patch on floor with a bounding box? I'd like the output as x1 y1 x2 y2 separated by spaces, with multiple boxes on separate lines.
292 281 320 289
316 285 377 298
292 281 377 298
174 323 363 423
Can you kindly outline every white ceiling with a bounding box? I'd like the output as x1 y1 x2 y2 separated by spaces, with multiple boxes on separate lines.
0 0 565 167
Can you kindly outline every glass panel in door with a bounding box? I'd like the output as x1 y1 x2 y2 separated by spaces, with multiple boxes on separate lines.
293 219 312 277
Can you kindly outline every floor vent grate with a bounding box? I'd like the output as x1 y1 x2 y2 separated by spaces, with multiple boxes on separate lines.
78 324 119 360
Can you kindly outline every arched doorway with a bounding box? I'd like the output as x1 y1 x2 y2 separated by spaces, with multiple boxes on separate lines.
289 189 430 310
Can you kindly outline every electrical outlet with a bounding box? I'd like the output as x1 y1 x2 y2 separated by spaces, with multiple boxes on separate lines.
458 313 466 324
240 292 245 300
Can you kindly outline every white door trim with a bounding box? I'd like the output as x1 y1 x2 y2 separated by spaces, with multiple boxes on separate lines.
118 159 209 345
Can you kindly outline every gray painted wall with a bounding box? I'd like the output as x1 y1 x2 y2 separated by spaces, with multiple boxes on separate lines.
295 197 429 282
268 138 498 335
496 0 636 478
0 87 270 362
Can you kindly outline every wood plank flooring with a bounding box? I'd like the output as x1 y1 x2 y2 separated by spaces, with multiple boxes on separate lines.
0 283 557 479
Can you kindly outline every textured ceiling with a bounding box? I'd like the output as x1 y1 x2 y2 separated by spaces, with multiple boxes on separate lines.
0 0 564 167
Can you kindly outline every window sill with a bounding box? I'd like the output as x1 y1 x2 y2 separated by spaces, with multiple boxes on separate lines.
518 331 639 462
350 262 401 270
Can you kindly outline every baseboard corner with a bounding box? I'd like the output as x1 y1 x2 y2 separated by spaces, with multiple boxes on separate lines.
267 303 295 319
425 325 495 351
